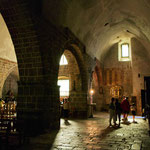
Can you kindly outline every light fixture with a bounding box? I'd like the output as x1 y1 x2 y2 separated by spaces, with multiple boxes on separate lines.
90 89 94 95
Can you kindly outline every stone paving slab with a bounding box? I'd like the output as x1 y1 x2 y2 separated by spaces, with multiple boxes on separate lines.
12 112 150 150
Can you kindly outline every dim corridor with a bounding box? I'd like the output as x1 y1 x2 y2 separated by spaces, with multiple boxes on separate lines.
18 112 150 150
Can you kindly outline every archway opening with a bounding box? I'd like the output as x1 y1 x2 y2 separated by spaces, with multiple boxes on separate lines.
58 50 82 119
58 54 69 99
0 13 19 119
2 68 19 99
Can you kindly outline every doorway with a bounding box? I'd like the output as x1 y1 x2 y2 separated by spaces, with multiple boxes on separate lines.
144 77 150 106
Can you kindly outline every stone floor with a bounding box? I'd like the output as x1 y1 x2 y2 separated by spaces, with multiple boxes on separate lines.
11 112 150 149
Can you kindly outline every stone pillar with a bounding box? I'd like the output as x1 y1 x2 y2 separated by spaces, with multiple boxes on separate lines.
69 91 88 118
17 81 60 135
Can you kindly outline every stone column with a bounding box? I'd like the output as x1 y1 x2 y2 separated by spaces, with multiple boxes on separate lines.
69 91 88 118
17 81 60 135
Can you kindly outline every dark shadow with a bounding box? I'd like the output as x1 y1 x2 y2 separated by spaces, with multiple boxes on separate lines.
121 121 131 125
64 120 71 126
15 129 59 150
99 125 121 139
132 121 138 124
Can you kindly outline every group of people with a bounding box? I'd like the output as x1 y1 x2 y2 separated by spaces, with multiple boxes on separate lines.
109 96 136 127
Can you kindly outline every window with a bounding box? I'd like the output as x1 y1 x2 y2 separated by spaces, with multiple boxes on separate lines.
59 54 68 65
118 39 131 61
57 79 69 96
121 43 129 58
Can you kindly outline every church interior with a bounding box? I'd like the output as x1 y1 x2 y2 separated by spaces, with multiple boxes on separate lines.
0 0 150 149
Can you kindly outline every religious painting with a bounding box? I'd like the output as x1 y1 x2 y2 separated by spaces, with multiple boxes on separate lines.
110 85 123 98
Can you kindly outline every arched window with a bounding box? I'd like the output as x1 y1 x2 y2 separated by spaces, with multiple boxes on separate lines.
59 54 68 65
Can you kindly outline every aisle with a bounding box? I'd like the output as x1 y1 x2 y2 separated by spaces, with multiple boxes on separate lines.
18 112 150 150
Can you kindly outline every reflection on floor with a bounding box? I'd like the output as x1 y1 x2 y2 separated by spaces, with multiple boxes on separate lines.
6 112 150 150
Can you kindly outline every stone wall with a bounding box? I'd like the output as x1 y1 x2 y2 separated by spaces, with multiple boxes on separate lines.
92 59 105 111
103 43 132 105
0 58 18 97
2 67 19 98
102 39 150 114
131 38 150 114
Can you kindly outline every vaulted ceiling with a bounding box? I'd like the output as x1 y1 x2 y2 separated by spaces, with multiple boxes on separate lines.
1 0 150 63
42 0 150 61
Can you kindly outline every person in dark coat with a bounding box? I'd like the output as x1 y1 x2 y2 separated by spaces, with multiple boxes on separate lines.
115 98 122 126
109 98 116 126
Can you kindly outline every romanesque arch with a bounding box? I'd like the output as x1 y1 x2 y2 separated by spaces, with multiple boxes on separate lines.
1 65 19 98
58 42 89 117
0 0 44 134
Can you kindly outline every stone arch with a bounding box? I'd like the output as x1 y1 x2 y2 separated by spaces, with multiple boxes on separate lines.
59 50 81 92
0 1 43 81
58 42 88 118
1 65 19 97
2 66 19 98
0 0 44 134
3 66 19 83
61 42 88 92
0 58 18 97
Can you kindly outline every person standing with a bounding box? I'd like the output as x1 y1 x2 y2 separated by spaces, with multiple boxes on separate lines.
121 97 130 122
130 103 136 123
115 98 122 127
63 98 70 122
109 98 116 127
